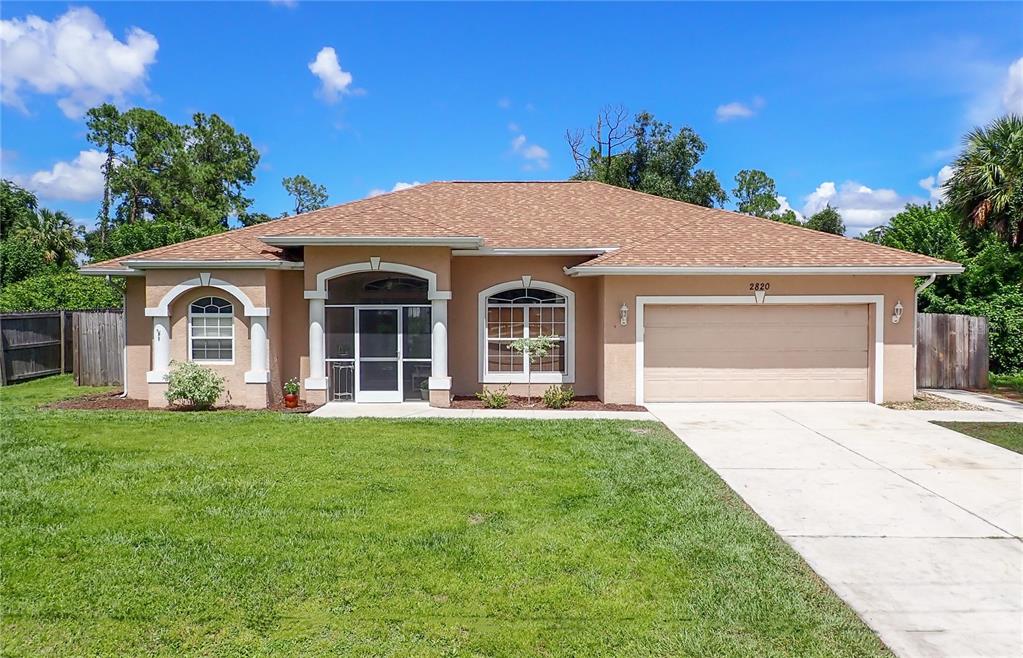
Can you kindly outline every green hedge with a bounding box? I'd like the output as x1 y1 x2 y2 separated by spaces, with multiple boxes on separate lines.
0 272 123 312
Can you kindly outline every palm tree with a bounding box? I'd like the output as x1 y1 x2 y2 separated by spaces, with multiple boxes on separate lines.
15 208 84 268
944 114 1023 248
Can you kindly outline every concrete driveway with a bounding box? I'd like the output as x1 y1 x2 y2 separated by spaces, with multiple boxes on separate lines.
648 401 1023 658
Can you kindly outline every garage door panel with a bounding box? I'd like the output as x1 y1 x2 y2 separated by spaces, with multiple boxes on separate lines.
643 304 869 402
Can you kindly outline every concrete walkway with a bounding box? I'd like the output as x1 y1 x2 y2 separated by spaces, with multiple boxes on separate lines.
648 401 1023 658
309 401 654 421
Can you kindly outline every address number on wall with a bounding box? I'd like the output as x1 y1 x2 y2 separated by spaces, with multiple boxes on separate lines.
748 282 770 292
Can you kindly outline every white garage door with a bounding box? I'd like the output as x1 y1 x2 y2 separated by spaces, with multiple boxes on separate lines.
643 304 870 402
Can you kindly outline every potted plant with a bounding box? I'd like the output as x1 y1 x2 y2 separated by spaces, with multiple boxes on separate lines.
419 379 430 400
283 377 300 408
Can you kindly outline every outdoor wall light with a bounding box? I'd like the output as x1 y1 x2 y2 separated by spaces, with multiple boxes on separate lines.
620 303 629 326
891 300 903 324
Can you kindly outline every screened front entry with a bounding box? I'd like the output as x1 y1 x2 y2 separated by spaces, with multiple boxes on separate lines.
324 272 432 402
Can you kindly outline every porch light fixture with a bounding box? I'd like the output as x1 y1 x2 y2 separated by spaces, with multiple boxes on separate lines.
619 303 629 326
891 301 903 324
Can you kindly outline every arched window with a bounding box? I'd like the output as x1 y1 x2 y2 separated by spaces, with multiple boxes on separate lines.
480 283 574 383
189 296 234 363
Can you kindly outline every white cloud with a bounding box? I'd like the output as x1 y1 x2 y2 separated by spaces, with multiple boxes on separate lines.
308 46 353 103
507 121 520 133
0 7 158 118
1003 57 1023 114
14 149 106 201
367 181 422 198
270 0 298 7
801 180 923 234
918 165 955 203
715 96 765 122
773 195 804 221
510 133 549 170
497 97 511 109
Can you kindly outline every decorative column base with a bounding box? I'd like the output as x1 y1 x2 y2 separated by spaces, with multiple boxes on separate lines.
429 389 451 408
245 370 270 384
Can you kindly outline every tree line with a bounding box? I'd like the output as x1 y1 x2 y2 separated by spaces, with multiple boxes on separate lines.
1 102 1019 375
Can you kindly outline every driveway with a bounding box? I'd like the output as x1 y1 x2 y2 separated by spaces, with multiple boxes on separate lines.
648 401 1023 658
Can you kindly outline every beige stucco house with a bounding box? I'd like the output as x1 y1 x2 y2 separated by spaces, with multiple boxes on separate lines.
81 181 963 408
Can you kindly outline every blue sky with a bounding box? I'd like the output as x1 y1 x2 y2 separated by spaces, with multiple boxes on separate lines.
2 1 1021 236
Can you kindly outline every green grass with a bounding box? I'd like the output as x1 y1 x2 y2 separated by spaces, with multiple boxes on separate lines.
1 376 888 657
990 372 1023 394
934 421 1023 454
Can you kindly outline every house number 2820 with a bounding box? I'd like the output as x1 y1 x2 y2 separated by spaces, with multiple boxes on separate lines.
749 282 770 292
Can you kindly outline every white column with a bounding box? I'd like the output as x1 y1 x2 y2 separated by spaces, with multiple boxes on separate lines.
429 298 451 390
305 297 327 389
245 316 269 383
146 316 171 383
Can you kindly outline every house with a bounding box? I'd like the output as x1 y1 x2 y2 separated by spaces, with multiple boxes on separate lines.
80 181 963 408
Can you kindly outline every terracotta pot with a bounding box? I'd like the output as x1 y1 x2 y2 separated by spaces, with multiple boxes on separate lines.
284 393 299 408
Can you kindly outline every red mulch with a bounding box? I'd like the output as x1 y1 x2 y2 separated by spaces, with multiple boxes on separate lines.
451 395 646 412
266 400 322 414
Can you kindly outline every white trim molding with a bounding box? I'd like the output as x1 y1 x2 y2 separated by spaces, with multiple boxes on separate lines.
261 235 483 248
146 275 269 318
634 294 885 405
453 247 618 256
477 279 576 385
307 260 451 301
566 265 964 277
122 259 303 270
79 267 143 277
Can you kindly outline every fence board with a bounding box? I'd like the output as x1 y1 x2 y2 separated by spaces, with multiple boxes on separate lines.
917 313 989 390
74 310 124 387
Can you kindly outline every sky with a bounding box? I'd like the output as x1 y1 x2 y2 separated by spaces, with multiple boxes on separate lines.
2 1 1022 237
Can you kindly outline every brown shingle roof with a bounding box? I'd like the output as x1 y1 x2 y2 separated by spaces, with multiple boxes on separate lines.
84 181 961 271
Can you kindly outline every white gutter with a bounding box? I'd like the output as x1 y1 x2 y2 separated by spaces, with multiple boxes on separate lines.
119 260 305 270
452 247 618 256
914 272 938 294
260 236 484 248
564 265 965 277
79 267 143 277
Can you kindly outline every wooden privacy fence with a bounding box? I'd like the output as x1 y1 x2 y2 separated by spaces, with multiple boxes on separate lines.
72 310 125 386
0 309 123 386
916 313 989 390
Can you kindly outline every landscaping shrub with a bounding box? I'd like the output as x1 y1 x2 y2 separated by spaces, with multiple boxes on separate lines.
542 385 575 409
165 361 225 410
0 271 122 311
475 385 509 409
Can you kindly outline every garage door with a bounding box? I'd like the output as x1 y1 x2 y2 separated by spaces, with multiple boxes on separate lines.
643 304 869 402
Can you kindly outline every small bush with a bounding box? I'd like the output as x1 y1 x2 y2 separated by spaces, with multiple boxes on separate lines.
542 385 574 409
475 385 510 409
165 361 226 410
283 377 300 396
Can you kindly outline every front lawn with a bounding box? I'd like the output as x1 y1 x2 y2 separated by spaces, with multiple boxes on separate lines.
1 377 888 657
934 421 1023 454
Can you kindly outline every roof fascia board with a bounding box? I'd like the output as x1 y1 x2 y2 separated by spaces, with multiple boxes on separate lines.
451 247 618 256
119 260 305 270
79 267 143 277
565 265 965 276
260 236 483 248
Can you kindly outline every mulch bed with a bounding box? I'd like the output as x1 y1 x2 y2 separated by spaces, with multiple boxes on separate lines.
882 393 986 411
43 391 319 413
977 385 1023 404
451 395 646 412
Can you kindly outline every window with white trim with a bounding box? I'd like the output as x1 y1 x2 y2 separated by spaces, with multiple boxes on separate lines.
484 287 568 378
189 296 234 362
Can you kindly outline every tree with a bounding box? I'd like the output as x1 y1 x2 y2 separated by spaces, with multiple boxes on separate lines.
85 103 125 248
282 175 329 215
567 108 727 207
732 169 780 218
770 209 803 225
944 114 1022 248
15 208 84 268
804 205 845 235
83 105 260 261
237 211 275 227
1 179 38 238
508 334 557 404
